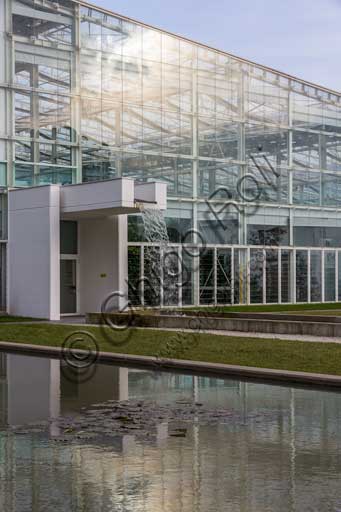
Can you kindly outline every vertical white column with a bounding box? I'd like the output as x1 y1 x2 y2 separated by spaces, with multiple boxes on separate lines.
193 251 200 306
140 244 145 306
336 250 339 302
213 247 217 305
231 247 235 305
160 246 164 307
288 86 294 305
0 0 14 184
307 249 311 303
246 247 250 305
73 2 82 183
278 249 282 304
118 368 129 401
192 58 199 307
178 245 182 307
292 249 296 303
321 250 325 303
113 215 128 309
8 185 60 320
49 359 61 437
0 0 6 164
262 248 266 304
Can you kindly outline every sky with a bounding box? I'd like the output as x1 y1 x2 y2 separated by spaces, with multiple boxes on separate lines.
89 0 341 92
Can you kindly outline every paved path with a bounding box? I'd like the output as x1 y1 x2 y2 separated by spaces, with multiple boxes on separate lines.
130 326 341 344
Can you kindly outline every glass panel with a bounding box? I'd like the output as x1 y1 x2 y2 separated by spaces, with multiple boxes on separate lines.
217 249 232 304
163 248 179 306
250 249 263 304
292 92 323 130
15 47 71 94
266 250 278 303
310 251 322 302
182 249 194 306
292 131 320 170
296 250 308 302
246 164 289 204
325 252 336 301
128 246 141 306
39 93 72 142
325 134 341 172
245 78 288 125
165 209 192 243
39 143 71 165
142 109 162 152
144 246 161 307
322 173 341 207
281 250 291 303
122 106 143 150
245 124 288 167
15 92 32 137
294 225 341 248
162 64 180 111
15 141 33 162
197 204 238 245
143 62 162 109
142 27 161 62
199 118 240 160
0 164 7 188
122 20 142 59
234 249 247 304
248 224 289 246
293 170 320 206
13 14 72 45
130 207 191 245
38 166 74 185
14 163 34 187
128 215 144 242
198 161 240 199
60 221 78 255
102 54 122 103
199 249 214 305
82 147 118 182
60 259 77 315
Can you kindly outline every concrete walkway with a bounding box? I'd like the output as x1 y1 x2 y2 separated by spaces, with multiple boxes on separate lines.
133 326 341 344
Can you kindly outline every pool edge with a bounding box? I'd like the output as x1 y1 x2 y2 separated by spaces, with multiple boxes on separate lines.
0 340 341 388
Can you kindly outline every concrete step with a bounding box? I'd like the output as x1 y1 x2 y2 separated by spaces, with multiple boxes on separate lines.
86 312 341 338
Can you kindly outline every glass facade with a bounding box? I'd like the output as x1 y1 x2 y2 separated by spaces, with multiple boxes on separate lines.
1 0 341 306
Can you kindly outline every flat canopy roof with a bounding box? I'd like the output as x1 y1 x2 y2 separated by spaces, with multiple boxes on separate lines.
9 179 167 220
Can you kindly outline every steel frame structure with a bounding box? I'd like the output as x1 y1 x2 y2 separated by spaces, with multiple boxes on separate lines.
1 0 341 308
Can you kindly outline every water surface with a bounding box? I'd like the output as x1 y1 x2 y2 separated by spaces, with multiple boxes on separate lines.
0 352 341 511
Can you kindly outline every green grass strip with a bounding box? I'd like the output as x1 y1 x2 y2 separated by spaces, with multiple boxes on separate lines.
0 323 340 376
184 302 341 313
0 315 44 323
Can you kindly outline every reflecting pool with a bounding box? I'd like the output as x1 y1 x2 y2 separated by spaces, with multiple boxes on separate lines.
0 352 341 511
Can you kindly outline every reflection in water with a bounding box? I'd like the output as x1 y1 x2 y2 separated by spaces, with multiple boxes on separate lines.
0 352 341 511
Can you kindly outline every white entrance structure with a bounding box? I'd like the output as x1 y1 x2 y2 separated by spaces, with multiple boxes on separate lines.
8 179 167 320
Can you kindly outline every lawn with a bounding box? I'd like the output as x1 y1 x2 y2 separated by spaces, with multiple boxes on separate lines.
183 302 341 314
0 315 44 322
0 323 341 376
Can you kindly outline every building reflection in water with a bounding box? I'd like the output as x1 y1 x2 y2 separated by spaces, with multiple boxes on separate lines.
0 352 341 511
